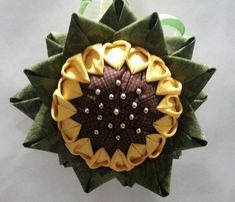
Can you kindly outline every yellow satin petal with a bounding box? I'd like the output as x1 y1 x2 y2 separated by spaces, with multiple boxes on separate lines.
51 90 77 121
110 149 133 172
59 119 82 143
58 78 83 100
88 148 111 169
83 43 104 75
103 40 131 70
126 47 151 74
66 138 93 162
156 77 182 95
146 56 171 82
127 144 147 166
61 53 90 83
153 115 178 138
146 134 166 158
156 95 183 119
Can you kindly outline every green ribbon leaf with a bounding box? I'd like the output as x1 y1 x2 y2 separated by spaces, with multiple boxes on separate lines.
10 84 42 119
124 153 173 197
24 53 63 106
191 91 208 111
46 32 67 57
163 56 210 84
114 12 168 56
165 36 196 59
23 105 67 154
100 0 136 31
70 156 116 193
116 175 135 187
172 104 208 152
63 13 114 59
182 68 216 103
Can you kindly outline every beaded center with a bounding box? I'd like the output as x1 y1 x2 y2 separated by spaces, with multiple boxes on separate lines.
70 65 164 155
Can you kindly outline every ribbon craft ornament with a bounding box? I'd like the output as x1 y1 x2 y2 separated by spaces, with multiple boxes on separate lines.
10 0 215 197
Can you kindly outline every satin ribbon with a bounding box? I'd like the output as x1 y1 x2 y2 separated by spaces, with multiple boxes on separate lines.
159 14 186 36
78 1 186 36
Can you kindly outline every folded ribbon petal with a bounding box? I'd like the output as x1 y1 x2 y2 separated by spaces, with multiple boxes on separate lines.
156 77 182 95
146 55 171 82
59 119 82 143
126 47 151 74
153 115 178 138
146 134 166 158
103 40 131 70
127 144 147 166
61 53 90 83
156 95 183 119
83 43 104 75
66 138 94 163
110 149 133 172
88 148 111 169
58 78 83 100
51 90 77 121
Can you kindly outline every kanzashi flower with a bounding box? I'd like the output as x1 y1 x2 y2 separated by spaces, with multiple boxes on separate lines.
10 0 215 197
51 40 183 172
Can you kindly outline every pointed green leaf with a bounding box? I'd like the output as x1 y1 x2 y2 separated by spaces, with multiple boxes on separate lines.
58 154 71 167
163 56 210 84
125 153 173 197
87 169 116 192
100 0 136 31
24 53 64 79
172 104 208 152
46 32 67 57
70 157 116 193
10 84 42 119
165 36 196 59
113 13 168 56
23 104 67 154
63 13 114 59
23 72 58 107
116 175 135 187
182 68 216 103
191 91 208 111
24 53 63 106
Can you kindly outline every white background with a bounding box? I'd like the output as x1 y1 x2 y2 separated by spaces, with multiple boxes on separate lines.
0 0 235 201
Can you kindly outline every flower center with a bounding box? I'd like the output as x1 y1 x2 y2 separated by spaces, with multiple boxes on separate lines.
70 65 164 155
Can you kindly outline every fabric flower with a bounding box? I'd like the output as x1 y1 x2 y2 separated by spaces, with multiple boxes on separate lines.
10 0 215 197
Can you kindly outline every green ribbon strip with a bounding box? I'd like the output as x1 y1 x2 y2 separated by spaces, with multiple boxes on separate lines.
159 14 186 36
78 1 186 36
78 0 92 15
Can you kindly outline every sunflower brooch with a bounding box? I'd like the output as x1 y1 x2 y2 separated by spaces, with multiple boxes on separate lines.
10 0 215 197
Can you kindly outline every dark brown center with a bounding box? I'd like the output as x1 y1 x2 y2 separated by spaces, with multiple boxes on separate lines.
70 65 164 155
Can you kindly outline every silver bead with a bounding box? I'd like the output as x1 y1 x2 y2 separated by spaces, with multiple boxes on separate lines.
136 128 142 134
113 108 120 116
129 114 135 120
109 94 114 100
120 93 126 100
97 115 103 121
120 123 126 129
116 80 121 86
94 130 99 135
108 123 113 129
132 102 138 109
144 107 149 114
95 89 101 95
136 88 142 95
84 108 90 114
115 135 121 141
99 103 104 109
